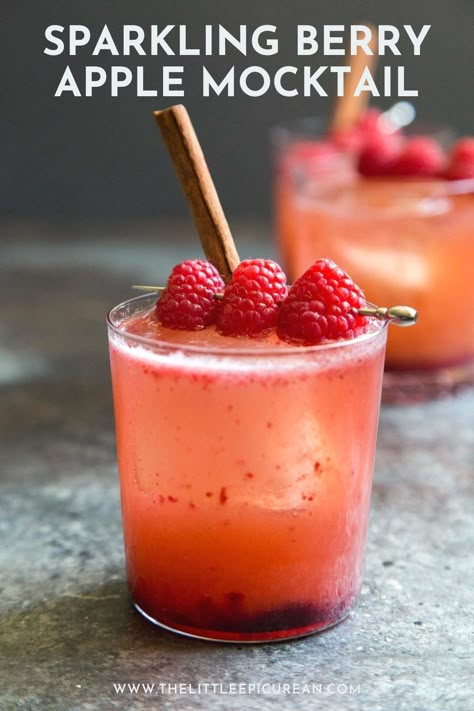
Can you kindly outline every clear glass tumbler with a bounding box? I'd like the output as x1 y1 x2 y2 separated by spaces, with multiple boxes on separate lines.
107 293 387 642
273 119 474 403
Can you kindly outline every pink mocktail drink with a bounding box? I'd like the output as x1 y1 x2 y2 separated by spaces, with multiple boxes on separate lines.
108 293 386 642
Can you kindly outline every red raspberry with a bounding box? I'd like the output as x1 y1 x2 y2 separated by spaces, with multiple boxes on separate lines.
389 137 445 177
277 259 368 345
156 259 225 330
357 108 385 135
331 110 401 157
358 134 402 177
217 259 288 337
357 108 401 140
330 126 366 154
444 137 474 180
451 137 474 161
444 158 474 181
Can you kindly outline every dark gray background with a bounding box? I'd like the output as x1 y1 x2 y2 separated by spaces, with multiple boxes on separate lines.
1 0 472 219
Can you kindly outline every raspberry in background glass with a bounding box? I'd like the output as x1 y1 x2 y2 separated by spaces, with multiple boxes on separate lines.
107 257 387 642
273 112 474 402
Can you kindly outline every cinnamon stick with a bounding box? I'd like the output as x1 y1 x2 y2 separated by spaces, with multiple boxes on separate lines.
154 105 240 281
330 25 378 133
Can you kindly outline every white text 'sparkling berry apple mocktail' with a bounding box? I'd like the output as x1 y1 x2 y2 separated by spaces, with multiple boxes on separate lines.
108 294 387 642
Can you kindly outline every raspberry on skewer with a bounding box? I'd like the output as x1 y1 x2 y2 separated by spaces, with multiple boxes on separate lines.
277 259 369 345
217 259 288 337
155 259 225 330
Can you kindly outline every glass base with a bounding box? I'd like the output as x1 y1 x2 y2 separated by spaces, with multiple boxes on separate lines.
382 360 474 404
133 601 353 644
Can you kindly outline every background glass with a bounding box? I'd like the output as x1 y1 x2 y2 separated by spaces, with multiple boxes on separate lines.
273 119 474 403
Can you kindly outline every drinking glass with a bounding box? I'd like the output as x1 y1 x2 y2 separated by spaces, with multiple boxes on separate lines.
108 293 387 642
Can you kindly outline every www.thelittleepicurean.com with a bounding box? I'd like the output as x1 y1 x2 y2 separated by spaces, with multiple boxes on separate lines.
112 682 361 696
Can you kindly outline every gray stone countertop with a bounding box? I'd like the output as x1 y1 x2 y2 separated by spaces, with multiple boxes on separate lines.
0 220 473 711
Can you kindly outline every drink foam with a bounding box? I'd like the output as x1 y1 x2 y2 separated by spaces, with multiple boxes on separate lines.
109 306 385 375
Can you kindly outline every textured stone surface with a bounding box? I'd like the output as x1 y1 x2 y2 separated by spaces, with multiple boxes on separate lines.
0 222 473 711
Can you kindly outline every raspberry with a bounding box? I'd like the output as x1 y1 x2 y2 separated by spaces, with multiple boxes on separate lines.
331 110 401 157
389 137 445 177
357 108 401 140
357 108 385 135
358 134 401 177
277 259 368 345
450 137 474 161
330 126 366 154
444 158 474 181
156 259 225 330
217 259 288 336
444 138 474 180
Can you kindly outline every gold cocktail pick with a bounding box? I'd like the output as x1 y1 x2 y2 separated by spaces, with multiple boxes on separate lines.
132 286 418 327
358 305 418 327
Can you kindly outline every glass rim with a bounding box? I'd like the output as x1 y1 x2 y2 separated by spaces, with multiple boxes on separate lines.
107 292 387 358
270 116 328 147
270 115 455 143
